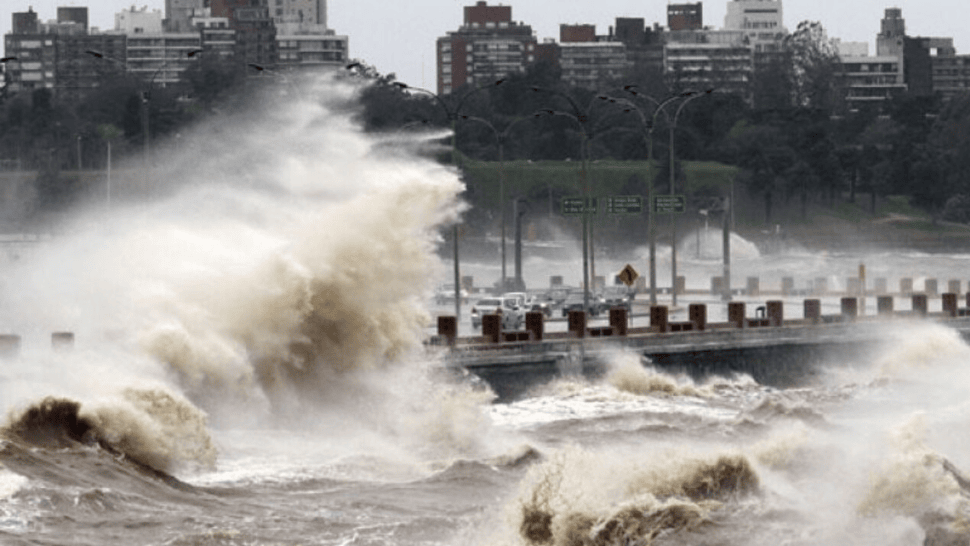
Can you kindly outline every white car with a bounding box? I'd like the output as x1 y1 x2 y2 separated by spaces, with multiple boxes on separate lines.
470 296 525 330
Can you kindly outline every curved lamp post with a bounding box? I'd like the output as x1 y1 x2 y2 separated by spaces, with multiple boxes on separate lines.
532 87 616 314
393 80 505 320
457 114 534 289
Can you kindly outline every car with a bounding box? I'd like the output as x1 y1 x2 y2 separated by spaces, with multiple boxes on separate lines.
598 286 633 313
560 291 605 317
526 293 555 317
470 296 525 330
434 284 469 306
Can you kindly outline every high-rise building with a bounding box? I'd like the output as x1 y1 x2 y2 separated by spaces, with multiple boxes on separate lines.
436 2 538 95
270 0 327 27
210 0 279 67
165 0 204 33
668 4 703 32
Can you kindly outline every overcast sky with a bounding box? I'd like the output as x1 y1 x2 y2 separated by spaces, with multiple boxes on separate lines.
3 1 968 89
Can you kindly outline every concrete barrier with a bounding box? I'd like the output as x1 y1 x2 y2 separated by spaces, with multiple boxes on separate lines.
875 278 888 294
689 303 707 331
650 305 669 333
943 293 958 318
782 277 795 296
746 277 760 296
675 276 686 295
841 297 858 320
814 277 828 295
0 334 20 358
525 311 544 342
913 294 928 316
901 278 914 295
804 299 821 324
437 317 457 346
711 277 724 296
878 295 894 315
568 310 587 338
482 314 501 343
949 280 962 295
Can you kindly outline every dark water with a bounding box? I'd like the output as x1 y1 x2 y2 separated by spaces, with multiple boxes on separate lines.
1 74 969 546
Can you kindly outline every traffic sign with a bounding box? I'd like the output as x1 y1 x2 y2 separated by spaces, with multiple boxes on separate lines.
605 195 643 215
561 197 597 216
617 264 639 287
652 195 686 214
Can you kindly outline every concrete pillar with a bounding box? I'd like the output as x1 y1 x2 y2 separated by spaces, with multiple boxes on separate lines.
942 293 958 318
650 305 669 333
949 280 962 295
925 279 938 297
878 296 894 316
814 277 828 295
804 299 821 324
689 303 707 331
782 277 795 296
609 308 628 336
711 277 724 296
846 278 861 296
525 311 544 341
436 317 457 346
874 277 888 294
841 297 858 320
912 294 928 317
568 310 587 338
0 334 21 358
728 302 746 329
550 275 563 287
675 276 686 295
746 276 760 296
482 314 502 343
767 300 784 327
901 278 914 295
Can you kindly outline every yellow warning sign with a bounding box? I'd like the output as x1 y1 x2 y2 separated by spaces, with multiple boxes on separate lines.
618 264 639 287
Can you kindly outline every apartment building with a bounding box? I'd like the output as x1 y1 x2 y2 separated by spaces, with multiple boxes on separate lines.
436 1 538 95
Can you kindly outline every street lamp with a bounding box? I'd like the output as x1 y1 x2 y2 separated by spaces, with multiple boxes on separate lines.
457 114 534 290
393 79 505 320
531 86 608 315
667 89 713 307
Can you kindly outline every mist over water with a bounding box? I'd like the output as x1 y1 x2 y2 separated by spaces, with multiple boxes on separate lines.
3 72 970 546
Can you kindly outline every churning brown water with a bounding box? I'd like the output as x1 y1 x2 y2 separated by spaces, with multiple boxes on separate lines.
0 73 969 546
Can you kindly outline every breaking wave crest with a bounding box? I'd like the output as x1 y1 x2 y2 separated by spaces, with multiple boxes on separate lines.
3 390 216 475
513 447 759 546
605 353 708 398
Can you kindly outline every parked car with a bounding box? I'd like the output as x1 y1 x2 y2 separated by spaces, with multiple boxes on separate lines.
434 284 469 306
470 296 525 330
560 291 605 317
526 293 555 317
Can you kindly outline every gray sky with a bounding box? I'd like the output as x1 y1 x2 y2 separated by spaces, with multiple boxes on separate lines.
2 1 969 89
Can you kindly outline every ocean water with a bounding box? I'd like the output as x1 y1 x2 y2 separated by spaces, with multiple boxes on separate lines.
1 73 970 546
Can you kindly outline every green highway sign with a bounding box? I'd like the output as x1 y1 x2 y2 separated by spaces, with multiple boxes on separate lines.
652 194 686 214
605 195 643 215
561 197 597 216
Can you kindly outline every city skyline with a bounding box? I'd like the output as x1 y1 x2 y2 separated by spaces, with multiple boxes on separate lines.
2 0 968 90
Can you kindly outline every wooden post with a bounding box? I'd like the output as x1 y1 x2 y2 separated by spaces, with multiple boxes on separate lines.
568 310 587 338
841 297 858 321
912 294 928 317
609 307 628 336
688 303 707 331
942 293 958 318
525 311 544 341
804 299 821 324
482 314 502 343
436 317 457 346
728 302 746 328
650 305 669 333
767 300 784 327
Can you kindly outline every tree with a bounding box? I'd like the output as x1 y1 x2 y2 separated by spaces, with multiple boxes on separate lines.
784 21 844 112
